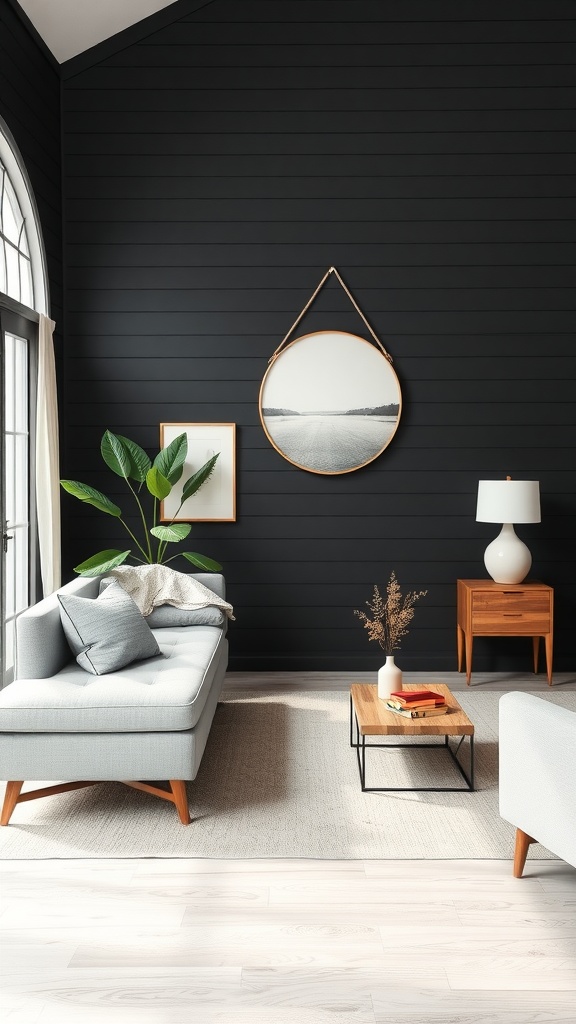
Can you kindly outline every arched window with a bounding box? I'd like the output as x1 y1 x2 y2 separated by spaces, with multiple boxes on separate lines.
0 159 33 307
0 118 48 315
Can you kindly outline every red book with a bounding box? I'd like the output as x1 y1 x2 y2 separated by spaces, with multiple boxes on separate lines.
390 690 444 704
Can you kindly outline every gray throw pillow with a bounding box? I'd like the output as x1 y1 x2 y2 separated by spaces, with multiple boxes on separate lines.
58 579 160 675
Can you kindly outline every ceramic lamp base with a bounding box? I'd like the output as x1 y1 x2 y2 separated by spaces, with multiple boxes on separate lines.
484 523 532 585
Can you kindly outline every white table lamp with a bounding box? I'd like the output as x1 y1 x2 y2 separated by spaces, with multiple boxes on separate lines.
476 478 541 584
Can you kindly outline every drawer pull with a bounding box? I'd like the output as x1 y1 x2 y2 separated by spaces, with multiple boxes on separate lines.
503 591 523 596
503 613 522 618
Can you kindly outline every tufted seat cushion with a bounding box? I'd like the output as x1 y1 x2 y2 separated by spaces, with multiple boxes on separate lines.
0 626 225 733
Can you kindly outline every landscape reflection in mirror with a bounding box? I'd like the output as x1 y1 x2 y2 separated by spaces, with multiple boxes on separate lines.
259 331 402 474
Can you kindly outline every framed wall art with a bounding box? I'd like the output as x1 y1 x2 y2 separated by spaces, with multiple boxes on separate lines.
260 329 402 475
259 267 402 475
160 422 236 522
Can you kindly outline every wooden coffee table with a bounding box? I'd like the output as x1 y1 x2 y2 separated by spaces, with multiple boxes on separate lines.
349 683 475 793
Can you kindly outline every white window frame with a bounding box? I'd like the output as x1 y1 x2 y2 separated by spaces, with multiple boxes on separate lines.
0 117 49 686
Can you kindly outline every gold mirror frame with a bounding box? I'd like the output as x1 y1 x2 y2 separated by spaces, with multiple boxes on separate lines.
259 330 402 475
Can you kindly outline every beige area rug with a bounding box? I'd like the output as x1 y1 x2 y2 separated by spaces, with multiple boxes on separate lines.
1 689 574 859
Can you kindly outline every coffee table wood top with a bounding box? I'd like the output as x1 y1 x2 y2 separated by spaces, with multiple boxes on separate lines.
350 683 474 737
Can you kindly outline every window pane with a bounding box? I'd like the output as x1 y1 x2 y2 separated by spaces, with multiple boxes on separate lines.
5 242 19 301
4 620 14 682
0 242 5 294
5 529 15 618
4 334 14 431
2 172 23 246
14 435 29 524
19 223 30 257
4 433 15 524
14 528 29 614
14 337 28 432
19 254 33 307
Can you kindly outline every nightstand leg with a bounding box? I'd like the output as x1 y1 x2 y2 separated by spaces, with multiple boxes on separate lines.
545 633 553 685
465 632 473 685
532 636 540 674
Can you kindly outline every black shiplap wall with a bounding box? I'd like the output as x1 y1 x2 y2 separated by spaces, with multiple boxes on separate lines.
0 1 62 337
61 0 576 671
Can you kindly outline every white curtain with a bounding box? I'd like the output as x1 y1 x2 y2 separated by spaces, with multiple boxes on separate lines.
36 314 61 595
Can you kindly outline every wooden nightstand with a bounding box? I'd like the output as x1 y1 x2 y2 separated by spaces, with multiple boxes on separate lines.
457 579 554 685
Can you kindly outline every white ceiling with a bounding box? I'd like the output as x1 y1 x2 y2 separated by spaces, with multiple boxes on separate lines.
18 0 180 63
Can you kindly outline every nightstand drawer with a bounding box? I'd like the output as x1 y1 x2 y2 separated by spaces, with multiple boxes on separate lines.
472 591 551 633
472 591 550 617
472 611 550 633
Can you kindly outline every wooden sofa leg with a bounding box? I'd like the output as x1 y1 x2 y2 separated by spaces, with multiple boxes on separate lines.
170 781 191 825
1 782 24 826
514 827 535 877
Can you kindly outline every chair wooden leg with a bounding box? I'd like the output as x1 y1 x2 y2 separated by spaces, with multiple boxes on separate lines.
513 827 535 878
170 780 191 825
1 781 23 825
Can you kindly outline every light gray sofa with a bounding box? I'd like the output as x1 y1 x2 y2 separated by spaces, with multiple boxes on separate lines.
499 692 576 876
0 573 228 826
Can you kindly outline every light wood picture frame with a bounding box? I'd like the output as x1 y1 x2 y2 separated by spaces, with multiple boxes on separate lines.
259 331 402 475
159 423 236 522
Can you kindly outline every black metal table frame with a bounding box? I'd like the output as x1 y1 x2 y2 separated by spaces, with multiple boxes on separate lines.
349 694 475 793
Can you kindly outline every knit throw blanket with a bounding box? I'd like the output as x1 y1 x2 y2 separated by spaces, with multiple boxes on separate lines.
104 565 235 619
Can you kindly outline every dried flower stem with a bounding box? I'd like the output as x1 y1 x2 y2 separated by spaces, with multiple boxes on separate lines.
354 571 427 654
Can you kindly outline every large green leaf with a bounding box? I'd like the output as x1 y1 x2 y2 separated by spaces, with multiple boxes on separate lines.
73 549 131 576
154 432 188 485
60 480 121 517
101 430 132 479
150 523 191 542
181 551 222 572
181 453 219 503
146 466 172 500
116 434 151 482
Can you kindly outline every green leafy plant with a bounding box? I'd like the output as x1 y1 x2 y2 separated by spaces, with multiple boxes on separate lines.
61 430 222 577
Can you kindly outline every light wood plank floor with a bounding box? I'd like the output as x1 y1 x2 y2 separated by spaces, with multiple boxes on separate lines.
2 857 576 1022
1 673 576 1022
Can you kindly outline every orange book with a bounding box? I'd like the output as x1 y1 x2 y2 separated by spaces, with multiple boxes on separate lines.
390 689 443 700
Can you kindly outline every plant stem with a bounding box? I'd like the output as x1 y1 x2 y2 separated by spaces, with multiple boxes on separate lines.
119 519 149 561
126 479 153 562
158 496 188 564
153 497 163 562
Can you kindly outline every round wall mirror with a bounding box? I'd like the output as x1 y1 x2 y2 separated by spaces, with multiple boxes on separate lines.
259 330 402 475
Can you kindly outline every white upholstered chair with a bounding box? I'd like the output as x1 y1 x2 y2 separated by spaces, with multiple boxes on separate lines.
499 691 576 877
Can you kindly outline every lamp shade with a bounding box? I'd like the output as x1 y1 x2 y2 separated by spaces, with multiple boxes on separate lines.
476 480 541 524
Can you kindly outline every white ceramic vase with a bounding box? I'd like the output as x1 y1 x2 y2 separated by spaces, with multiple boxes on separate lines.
377 655 403 701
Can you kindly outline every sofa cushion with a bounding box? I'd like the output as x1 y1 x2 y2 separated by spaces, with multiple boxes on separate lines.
0 626 226 733
146 604 225 628
58 580 159 675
